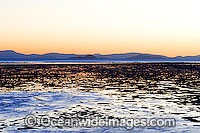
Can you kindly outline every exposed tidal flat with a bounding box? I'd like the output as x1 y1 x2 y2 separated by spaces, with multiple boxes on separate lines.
0 62 200 132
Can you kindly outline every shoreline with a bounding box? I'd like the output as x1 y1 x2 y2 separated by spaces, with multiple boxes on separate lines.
0 61 200 65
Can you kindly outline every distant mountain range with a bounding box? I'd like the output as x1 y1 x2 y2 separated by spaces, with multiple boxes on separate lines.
0 50 199 61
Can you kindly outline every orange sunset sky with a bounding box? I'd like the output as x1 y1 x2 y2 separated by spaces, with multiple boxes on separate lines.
0 0 200 57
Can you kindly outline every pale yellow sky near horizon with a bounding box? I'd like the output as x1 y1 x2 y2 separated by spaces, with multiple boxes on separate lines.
0 0 200 57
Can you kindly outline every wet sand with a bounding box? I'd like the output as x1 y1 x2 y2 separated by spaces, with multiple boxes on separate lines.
0 63 199 132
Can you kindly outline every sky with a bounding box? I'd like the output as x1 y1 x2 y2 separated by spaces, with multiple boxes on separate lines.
0 0 200 57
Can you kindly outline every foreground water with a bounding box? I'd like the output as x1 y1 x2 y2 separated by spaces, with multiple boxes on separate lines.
0 88 199 132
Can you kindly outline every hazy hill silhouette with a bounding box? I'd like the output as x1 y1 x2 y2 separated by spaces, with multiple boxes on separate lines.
0 50 199 61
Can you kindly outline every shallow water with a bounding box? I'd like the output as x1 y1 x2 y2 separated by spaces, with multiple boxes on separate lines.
0 87 199 132
0 90 112 132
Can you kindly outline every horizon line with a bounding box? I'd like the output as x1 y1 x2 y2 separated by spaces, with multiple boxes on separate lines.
1 49 199 58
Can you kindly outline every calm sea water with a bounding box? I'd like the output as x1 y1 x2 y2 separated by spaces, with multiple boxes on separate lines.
0 60 199 63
